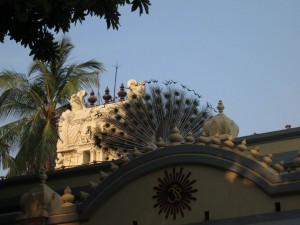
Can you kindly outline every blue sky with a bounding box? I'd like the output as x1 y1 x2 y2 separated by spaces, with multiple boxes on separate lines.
1 0 300 137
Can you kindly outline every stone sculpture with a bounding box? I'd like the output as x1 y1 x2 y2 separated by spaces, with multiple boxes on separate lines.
56 80 146 169
70 90 87 112
127 79 145 99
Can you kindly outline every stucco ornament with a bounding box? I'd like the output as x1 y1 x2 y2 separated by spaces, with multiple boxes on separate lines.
16 170 62 223
203 100 239 138
127 79 145 99
56 79 146 169
168 126 183 145
56 105 100 168
70 90 87 112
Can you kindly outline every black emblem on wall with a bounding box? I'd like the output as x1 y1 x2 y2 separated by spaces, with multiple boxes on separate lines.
152 167 197 219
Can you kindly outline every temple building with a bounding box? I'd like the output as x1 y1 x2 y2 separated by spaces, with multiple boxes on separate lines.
1 80 300 225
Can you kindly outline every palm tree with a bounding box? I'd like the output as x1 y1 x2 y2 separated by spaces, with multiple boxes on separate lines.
0 37 105 176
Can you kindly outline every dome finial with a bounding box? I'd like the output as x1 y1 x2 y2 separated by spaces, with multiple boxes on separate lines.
203 100 239 138
88 89 97 106
217 100 224 113
61 186 75 207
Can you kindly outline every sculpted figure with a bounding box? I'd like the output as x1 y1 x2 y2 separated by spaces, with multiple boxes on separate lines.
127 79 145 99
56 153 64 168
70 90 87 111
57 110 74 150
77 90 87 108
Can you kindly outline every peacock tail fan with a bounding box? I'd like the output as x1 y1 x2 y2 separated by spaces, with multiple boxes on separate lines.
95 82 213 157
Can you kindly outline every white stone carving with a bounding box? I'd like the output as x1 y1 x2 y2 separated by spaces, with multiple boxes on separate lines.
56 80 145 169
203 100 239 139
127 79 145 99
70 90 87 112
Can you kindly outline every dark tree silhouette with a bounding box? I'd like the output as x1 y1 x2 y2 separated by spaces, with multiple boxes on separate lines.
0 0 151 61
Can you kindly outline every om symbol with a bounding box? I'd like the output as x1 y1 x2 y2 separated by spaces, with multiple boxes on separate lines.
153 168 198 219
167 184 182 203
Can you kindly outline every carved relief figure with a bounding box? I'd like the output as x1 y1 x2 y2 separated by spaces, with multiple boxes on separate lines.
57 110 76 148
56 153 64 168
127 79 145 99
77 90 87 108
56 80 147 169
70 90 87 111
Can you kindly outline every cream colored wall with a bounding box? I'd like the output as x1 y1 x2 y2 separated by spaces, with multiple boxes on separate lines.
247 138 300 155
85 165 300 225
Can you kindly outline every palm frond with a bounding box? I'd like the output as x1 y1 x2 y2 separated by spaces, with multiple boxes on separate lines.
55 61 104 105
8 111 49 175
0 37 105 176
0 119 28 170
0 71 29 92
0 89 37 120
38 119 59 169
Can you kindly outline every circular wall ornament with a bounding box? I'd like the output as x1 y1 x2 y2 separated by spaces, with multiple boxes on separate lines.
152 167 198 219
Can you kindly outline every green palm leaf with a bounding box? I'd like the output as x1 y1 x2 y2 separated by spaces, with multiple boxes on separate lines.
0 37 105 176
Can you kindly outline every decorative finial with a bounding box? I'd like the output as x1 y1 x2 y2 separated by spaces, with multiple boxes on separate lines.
237 139 247 152
217 100 224 113
88 89 97 106
144 142 155 152
110 163 119 172
80 191 89 201
132 147 143 157
89 181 99 190
61 186 74 207
223 135 234 150
203 100 239 138
156 137 166 149
249 146 260 159
99 171 110 181
209 133 221 148
118 83 127 101
120 156 130 164
196 132 209 146
184 132 195 144
103 87 112 103
262 154 273 166
168 126 183 145
273 161 285 173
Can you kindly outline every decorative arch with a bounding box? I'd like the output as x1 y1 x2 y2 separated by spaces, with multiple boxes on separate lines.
79 144 300 220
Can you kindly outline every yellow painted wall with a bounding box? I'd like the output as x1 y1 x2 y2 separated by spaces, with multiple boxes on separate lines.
85 165 300 225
